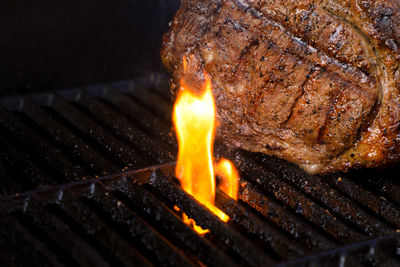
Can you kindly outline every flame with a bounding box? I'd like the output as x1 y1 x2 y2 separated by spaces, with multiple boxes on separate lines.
173 61 238 234
182 213 210 235
173 74 216 206
174 205 210 234
215 159 239 201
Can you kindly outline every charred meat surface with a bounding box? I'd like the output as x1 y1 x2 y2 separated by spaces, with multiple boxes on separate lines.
161 0 400 174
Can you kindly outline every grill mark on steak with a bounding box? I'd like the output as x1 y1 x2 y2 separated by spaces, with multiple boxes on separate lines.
234 1 383 142
326 93 381 162
316 82 343 145
322 7 391 165
162 0 400 173
281 67 314 126
251 1 378 77
357 1 400 55
323 7 384 102
231 1 375 86
227 2 377 140
237 9 375 133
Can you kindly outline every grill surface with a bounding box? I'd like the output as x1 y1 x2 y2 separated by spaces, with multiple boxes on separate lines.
0 73 400 266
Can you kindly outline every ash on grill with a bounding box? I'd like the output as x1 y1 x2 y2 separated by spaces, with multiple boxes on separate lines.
0 74 399 266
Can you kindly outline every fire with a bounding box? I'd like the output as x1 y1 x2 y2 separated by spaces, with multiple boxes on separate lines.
173 59 239 234
215 159 239 201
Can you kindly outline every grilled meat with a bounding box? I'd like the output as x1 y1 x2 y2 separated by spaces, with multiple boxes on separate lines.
161 0 400 174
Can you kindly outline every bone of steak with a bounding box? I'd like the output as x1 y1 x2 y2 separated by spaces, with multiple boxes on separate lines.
161 0 400 174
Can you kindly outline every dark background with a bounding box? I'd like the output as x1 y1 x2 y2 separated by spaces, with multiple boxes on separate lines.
0 0 180 97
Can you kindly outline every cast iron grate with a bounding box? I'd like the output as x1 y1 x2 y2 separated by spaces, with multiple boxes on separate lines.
0 73 400 266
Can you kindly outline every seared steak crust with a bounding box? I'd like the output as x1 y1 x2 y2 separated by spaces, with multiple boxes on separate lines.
161 0 400 174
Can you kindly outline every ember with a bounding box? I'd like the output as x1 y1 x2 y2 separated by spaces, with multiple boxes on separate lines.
172 57 239 234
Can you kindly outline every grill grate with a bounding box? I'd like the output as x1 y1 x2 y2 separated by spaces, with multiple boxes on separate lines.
0 73 400 266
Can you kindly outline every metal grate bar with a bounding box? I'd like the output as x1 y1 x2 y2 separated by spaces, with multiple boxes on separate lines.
45 94 150 169
1 162 400 266
85 184 195 266
232 153 366 244
119 81 173 123
324 174 400 229
1 75 400 266
96 86 176 148
0 208 65 266
101 176 239 266
0 131 54 189
238 180 337 251
134 73 173 101
0 149 33 194
0 166 236 267
215 188 308 260
251 152 395 236
19 200 110 266
350 171 400 206
142 170 276 266
85 182 192 266
70 90 174 164
278 233 400 267
15 98 118 174
0 106 87 181
49 201 151 267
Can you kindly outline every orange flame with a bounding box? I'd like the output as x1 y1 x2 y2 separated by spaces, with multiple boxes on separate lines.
215 159 239 201
173 205 210 234
173 59 239 234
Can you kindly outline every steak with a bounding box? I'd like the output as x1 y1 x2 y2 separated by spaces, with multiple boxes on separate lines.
161 0 400 174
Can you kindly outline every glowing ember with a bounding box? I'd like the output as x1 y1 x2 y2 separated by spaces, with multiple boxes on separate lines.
172 58 239 234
